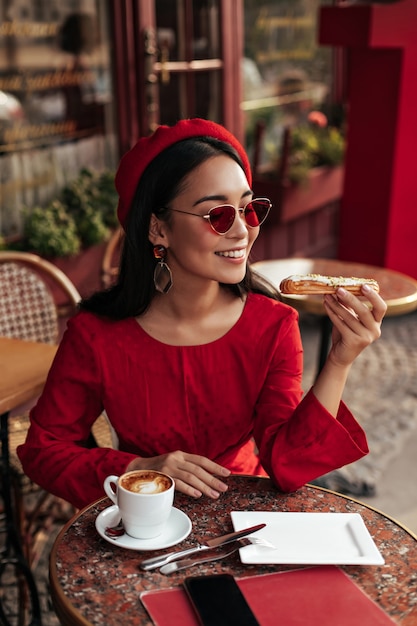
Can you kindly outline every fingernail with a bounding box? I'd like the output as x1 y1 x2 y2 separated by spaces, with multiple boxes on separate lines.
337 287 348 296
210 490 220 498
362 284 371 292
193 490 202 498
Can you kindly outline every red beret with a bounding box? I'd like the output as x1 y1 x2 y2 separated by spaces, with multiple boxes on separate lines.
115 118 252 227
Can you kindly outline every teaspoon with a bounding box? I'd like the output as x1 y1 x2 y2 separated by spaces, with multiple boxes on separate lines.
104 519 124 538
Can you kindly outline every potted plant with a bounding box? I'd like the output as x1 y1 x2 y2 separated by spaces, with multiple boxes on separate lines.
24 200 81 258
253 110 346 225
8 167 119 297
285 123 345 185
61 169 118 247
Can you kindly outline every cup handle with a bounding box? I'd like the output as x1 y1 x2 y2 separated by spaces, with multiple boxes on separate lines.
103 475 119 505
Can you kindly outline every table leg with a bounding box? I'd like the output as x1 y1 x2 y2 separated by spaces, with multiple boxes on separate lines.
0 411 43 626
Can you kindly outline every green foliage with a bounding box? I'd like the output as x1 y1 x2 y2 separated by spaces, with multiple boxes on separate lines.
19 167 118 257
95 170 119 229
61 168 115 246
24 200 81 257
75 205 110 247
286 125 345 184
314 127 345 166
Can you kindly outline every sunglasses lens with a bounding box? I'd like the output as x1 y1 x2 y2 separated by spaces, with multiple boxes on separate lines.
244 199 271 227
207 199 271 234
208 205 236 234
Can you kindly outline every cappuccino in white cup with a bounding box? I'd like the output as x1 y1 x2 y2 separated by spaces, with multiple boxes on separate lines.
103 470 174 539
120 470 172 495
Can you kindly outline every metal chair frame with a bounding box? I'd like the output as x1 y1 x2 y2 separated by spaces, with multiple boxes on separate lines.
0 251 81 626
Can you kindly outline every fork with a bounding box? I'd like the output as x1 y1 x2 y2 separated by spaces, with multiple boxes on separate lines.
159 536 276 575
159 538 252 575
249 536 276 549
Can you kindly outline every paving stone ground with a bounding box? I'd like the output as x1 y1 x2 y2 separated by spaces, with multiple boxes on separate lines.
300 309 417 510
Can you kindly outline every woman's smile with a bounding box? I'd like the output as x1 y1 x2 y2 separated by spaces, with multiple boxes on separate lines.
215 248 247 260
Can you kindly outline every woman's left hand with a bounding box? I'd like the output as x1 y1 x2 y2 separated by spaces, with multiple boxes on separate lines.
323 284 387 368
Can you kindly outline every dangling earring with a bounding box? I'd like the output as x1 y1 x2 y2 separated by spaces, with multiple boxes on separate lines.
153 245 173 293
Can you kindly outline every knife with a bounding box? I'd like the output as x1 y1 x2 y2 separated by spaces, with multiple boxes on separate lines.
159 539 251 575
139 523 266 570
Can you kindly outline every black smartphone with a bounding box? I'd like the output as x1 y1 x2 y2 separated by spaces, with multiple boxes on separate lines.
183 574 260 626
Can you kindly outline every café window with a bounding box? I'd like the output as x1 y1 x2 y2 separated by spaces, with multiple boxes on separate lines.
0 0 117 238
242 0 338 175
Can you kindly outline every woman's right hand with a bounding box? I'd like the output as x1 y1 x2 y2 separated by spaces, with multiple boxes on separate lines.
126 450 231 499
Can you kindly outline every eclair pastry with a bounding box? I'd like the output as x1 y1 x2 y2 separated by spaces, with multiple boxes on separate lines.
279 274 380 295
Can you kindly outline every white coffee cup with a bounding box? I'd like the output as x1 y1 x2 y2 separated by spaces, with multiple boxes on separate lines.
103 470 175 539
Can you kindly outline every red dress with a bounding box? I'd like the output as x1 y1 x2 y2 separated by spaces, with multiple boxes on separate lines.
18 293 368 509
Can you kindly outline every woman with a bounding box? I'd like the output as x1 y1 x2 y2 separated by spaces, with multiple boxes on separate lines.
18 118 387 509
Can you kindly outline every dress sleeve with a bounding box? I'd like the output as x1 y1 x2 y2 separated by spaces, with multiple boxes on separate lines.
17 317 137 509
253 309 369 492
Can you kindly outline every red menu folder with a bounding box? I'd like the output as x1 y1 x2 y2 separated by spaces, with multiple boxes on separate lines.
140 565 398 626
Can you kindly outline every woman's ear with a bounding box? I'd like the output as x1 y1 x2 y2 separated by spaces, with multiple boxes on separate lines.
148 214 169 246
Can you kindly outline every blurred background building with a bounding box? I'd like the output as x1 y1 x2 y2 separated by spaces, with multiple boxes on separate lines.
0 0 415 286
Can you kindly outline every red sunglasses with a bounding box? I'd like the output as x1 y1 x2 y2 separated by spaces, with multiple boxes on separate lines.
168 198 272 235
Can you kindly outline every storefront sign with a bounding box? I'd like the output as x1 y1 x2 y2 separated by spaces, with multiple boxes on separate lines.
0 6 111 153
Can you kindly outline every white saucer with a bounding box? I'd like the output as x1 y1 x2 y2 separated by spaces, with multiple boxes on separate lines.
95 505 192 550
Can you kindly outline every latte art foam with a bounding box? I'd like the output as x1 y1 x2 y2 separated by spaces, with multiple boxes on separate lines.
120 471 172 495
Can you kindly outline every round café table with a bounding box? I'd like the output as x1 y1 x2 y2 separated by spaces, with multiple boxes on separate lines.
49 476 417 626
0 337 58 625
251 258 417 375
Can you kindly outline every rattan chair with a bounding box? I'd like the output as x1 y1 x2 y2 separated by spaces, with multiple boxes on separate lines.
0 251 82 566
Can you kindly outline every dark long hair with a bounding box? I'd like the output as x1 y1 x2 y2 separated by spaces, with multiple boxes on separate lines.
80 136 279 319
